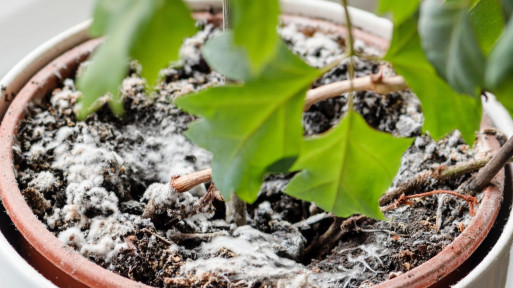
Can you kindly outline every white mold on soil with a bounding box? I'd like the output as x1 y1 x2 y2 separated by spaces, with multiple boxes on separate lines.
12 17 479 288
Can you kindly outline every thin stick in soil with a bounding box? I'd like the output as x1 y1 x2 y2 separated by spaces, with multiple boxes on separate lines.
167 231 229 242
465 135 513 194
379 154 498 206
143 229 173 246
381 190 478 216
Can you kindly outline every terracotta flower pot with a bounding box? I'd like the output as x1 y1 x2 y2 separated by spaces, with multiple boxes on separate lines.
0 1 507 287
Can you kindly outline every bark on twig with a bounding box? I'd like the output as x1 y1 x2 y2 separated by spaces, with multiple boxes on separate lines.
304 74 408 111
222 0 247 226
465 135 513 193
171 168 212 192
381 190 478 216
379 155 495 206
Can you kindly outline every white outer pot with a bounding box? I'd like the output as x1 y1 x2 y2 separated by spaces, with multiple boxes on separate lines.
0 0 511 287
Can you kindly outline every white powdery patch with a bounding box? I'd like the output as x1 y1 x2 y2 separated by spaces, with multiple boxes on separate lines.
65 182 119 217
52 128 124 188
181 226 306 283
50 79 81 114
179 225 345 287
58 227 86 249
28 171 56 194
279 24 342 68
142 183 213 231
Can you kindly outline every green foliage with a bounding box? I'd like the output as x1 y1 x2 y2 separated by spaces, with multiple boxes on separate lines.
286 110 412 219
470 0 505 55
76 0 195 120
486 17 513 113
384 13 481 144
377 0 419 24
231 0 280 73
176 43 321 203
78 0 513 220
419 0 485 97
202 31 251 82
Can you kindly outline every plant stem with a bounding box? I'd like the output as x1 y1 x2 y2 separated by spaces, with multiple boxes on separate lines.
379 154 498 206
381 190 478 216
304 74 407 111
171 168 212 192
223 0 247 226
465 135 513 193
341 0 355 111
170 152 505 204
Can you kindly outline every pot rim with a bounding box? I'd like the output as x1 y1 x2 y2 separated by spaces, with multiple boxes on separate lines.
0 1 507 287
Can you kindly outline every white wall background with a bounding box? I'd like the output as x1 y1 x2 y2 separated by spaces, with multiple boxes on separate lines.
0 0 95 77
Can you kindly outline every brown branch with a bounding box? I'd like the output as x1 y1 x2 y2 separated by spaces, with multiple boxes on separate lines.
381 190 478 216
143 229 173 246
304 215 368 258
167 231 228 242
304 74 408 111
379 155 496 206
465 135 513 193
171 168 212 192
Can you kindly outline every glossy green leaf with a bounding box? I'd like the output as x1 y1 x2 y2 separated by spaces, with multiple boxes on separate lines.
385 14 481 144
176 43 321 203
202 31 251 82
377 0 419 25
419 0 485 96
232 0 280 73
486 17 513 113
131 0 196 86
470 0 505 55
286 110 412 219
77 0 195 120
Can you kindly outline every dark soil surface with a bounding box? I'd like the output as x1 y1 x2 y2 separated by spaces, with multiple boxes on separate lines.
13 16 480 288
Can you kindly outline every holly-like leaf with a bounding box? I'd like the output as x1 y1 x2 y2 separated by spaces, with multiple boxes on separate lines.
419 0 485 96
176 43 321 203
231 0 280 73
377 0 419 25
286 110 412 219
202 31 251 82
486 16 513 113
77 0 195 120
385 13 481 144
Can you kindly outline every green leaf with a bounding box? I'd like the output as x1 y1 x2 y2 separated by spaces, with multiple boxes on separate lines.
77 0 195 119
77 0 150 119
232 0 280 73
131 0 196 86
202 31 251 82
286 110 412 219
419 0 485 96
486 16 513 113
176 43 321 203
385 14 481 144
470 0 505 55
377 0 420 25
